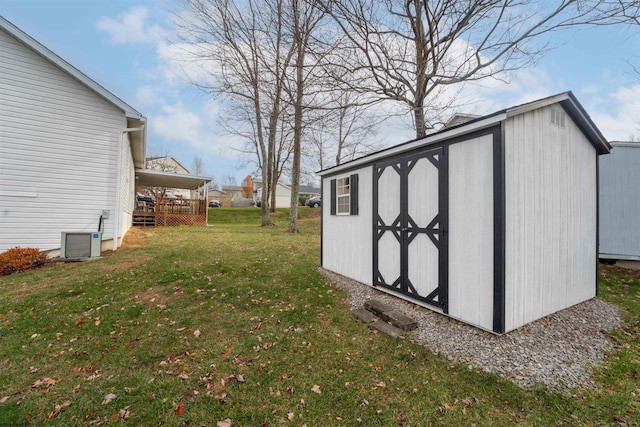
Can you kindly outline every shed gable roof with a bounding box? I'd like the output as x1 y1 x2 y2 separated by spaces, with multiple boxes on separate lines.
318 91 609 176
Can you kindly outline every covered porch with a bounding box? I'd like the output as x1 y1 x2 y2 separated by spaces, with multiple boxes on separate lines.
133 169 212 227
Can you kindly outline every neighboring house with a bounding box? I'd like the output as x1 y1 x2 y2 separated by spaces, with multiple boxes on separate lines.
253 177 292 208
319 92 609 334
221 185 244 199
208 189 226 200
145 156 191 199
300 185 321 199
0 16 209 254
221 185 254 207
147 156 190 174
599 141 640 261
441 113 481 129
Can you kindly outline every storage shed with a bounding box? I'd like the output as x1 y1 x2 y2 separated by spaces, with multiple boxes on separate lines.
599 142 640 261
319 92 609 334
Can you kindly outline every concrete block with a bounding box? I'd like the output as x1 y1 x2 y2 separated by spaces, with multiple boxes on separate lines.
364 299 394 316
369 320 403 339
379 309 418 331
351 308 378 324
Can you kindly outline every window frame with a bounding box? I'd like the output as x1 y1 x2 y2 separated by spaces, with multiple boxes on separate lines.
336 176 351 215
330 174 359 216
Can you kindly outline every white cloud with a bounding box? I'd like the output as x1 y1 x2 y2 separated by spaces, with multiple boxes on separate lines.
96 7 167 44
149 101 248 158
589 84 640 141
150 102 205 147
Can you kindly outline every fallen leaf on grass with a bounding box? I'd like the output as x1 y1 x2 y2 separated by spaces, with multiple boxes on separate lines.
111 406 132 421
228 374 245 383
193 329 201 338
0 396 10 404
174 403 185 415
613 415 629 426
31 377 57 388
102 393 117 405
311 384 321 394
46 400 71 420
217 419 232 427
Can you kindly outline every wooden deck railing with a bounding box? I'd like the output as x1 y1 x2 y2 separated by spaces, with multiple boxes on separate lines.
133 199 207 227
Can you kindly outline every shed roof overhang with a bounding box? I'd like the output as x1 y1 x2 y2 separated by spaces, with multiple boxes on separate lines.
318 91 610 177
135 169 212 190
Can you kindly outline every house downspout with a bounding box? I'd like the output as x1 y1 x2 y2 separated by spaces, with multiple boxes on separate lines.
114 125 145 251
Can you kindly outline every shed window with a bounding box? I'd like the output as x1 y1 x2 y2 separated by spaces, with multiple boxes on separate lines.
330 174 359 216
336 177 350 214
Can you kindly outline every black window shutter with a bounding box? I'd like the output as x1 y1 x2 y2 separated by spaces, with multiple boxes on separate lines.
330 179 336 215
349 174 359 215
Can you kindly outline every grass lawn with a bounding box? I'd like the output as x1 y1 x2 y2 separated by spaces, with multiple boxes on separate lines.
0 208 638 426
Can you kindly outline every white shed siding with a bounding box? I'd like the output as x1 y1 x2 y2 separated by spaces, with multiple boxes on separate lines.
322 167 372 284
0 28 127 252
448 134 495 331
504 106 597 331
599 144 640 259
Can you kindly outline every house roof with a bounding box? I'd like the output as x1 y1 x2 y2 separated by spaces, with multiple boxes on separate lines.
253 177 292 190
146 156 192 174
0 16 147 168
318 91 610 176
609 141 640 148
443 113 481 129
135 169 211 190
300 185 321 195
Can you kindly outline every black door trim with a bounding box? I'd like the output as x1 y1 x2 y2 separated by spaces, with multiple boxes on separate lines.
373 146 448 311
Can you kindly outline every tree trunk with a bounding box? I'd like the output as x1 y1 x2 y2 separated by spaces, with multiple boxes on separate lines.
260 168 273 226
414 104 426 139
288 0 304 233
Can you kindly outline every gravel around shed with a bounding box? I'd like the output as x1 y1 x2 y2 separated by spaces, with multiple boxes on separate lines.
319 268 621 390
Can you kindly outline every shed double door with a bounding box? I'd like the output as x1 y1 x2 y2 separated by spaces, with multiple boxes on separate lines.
373 147 448 311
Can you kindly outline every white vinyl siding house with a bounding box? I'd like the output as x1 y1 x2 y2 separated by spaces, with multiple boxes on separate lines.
0 16 146 253
319 92 608 334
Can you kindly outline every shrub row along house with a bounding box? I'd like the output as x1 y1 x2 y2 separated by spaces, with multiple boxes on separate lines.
319 92 611 333
0 16 210 256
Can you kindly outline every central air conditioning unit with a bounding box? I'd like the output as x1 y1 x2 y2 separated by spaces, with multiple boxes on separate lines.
60 232 102 258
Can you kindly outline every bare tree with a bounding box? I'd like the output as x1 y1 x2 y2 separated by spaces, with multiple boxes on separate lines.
316 0 640 138
175 0 298 226
222 173 238 186
287 0 326 232
191 156 206 176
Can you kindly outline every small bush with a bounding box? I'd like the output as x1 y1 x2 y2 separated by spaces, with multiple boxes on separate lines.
0 247 49 276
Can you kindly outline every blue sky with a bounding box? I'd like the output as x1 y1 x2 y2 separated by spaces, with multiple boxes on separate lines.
2 0 640 185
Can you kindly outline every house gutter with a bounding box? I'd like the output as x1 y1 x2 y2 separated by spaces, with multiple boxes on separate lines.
113 125 146 251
